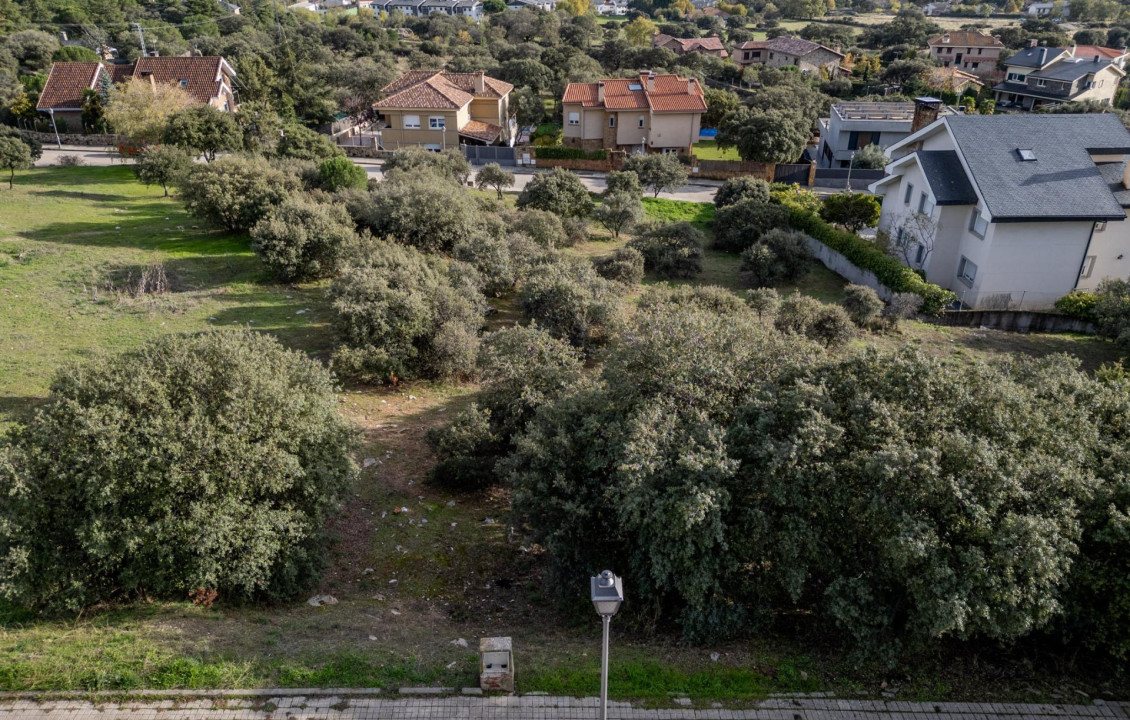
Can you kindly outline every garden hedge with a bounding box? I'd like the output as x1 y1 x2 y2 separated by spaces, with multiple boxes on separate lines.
787 208 956 314
534 146 607 161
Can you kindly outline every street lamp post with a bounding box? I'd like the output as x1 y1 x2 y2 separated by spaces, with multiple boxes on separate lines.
846 150 856 192
47 109 62 149
590 570 624 720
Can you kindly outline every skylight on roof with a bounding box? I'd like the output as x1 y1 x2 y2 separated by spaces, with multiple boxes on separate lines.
1017 148 1037 161
628 83 643 90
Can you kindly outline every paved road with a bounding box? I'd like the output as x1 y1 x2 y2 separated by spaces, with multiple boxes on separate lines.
0 693 1125 720
34 146 720 204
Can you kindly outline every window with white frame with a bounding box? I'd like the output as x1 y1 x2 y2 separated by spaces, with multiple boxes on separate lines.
957 256 977 285
1080 255 1096 279
403 114 421 129
567 112 580 125
903 182 914 205
1007 72 1026 82
1036 78 1047 87
968 210 988 238
429 116 445 129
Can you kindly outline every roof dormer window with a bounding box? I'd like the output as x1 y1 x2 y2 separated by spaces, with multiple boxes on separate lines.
179 79 188 87
1017 148 1037 161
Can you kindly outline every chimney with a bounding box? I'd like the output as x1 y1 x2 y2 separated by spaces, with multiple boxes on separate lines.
597 80 605 102
911 96 942 133
942 33 950 43
1029 38 1039 47
474 71 485 94
1070 43 1077 56
646 70 656 92
1038 47 1047 65
1095 54 1101 62
149 50 159 57
1122 161 1130 190
687 78 696 94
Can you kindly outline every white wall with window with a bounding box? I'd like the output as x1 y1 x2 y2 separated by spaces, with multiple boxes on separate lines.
1076 212 1130 292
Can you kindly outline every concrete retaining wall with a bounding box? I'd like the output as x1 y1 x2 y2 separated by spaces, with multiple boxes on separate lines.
805 235 893 301
935 310 1097 334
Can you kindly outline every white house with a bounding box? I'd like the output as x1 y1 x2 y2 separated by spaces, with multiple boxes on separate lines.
868 113 1130 310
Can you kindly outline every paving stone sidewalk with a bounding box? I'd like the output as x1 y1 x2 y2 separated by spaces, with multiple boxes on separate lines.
0 693 1126 720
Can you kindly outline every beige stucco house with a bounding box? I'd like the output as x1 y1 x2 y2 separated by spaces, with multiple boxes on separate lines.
373 70 515 149
927 31 1004 75
560 72 706 154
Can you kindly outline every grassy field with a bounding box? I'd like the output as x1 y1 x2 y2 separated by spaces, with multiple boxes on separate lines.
692 140 741 162
0 166 1124 698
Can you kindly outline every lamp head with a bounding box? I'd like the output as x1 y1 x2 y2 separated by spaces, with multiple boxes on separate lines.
590 570 623 618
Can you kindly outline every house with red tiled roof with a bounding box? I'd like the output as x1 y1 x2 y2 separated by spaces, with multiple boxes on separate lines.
373 70 515 149
561 71 706 154
37 56 237 132
651 33 729 59
735 36 843 77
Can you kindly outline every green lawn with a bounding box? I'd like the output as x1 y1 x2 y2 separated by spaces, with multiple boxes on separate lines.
0 166 330 425
692 140 741 162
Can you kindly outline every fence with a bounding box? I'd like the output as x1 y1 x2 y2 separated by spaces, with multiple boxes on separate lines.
935 309 1096 335
691 158 775 182
773 163 814 186
463 145 518 166
812 168 886 189
20 129 117 147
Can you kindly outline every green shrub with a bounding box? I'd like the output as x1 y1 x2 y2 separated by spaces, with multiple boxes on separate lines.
1056 290 1099 320
516 168 594 218
355 170 484 253
382 147 471 185
275 124 343 161
1094 279 1130 353
534 146 608 161
638 284 748 316
738 228 812 287
0 332 357 612
518 260 619 351
786 207 955 314
317 155 368 192
713 198 791 252
628 222 705 279
330 240 486 382
714 176 770 208
133 144 191 197
593 246 645 285
775 292 855 347
179 154 299 232
250 196 358 282
842 283 884 327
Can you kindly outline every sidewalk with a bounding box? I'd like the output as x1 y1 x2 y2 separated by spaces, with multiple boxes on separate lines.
0 692 1125 720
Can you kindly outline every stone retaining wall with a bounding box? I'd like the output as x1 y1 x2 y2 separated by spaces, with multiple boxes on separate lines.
935 309 1097 334
805 235 894 301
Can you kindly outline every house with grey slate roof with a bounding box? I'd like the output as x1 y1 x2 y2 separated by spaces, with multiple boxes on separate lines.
993 43 1124 110
868 113 1130 310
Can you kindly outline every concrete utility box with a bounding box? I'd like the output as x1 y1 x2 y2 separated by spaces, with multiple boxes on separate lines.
479 636 514 692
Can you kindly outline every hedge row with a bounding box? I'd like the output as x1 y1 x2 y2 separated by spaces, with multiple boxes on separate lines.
787 208 956 315
534 146 608 161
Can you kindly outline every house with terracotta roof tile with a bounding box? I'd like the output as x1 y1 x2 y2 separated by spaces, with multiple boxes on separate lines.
561 71 706 154
735 36 843 77
651 33 729 59
373 70 514 149
927 31 1004 75
37 56 237 131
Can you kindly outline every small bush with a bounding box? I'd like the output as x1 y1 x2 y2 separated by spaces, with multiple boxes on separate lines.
738 228 812 287
1055 290 1098 320
516 168 593 218
250 196 358 282
639 284 748 316
746 287 780 320
628 222 705 279
0 331 357 612
842 283 884 327
506 209 570 248
134 145 192 197
317 156 368 192
275 124 343 161
820 192 881 233
714 176 770 208
179 154 299 232
57 154 84 167
714 198 791 252
883 291 923 328
775 292 855 347
355 170 484 253
1094 279 1130 353
382 147 472 185
593 247 645 285
330 240 486 382
453 231 515 297
518 260 619 351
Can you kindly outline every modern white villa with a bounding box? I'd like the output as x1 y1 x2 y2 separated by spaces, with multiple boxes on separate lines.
868 113 1130 310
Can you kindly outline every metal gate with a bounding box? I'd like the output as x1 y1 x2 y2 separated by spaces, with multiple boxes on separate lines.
462 145 517 166
773 163 811 185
